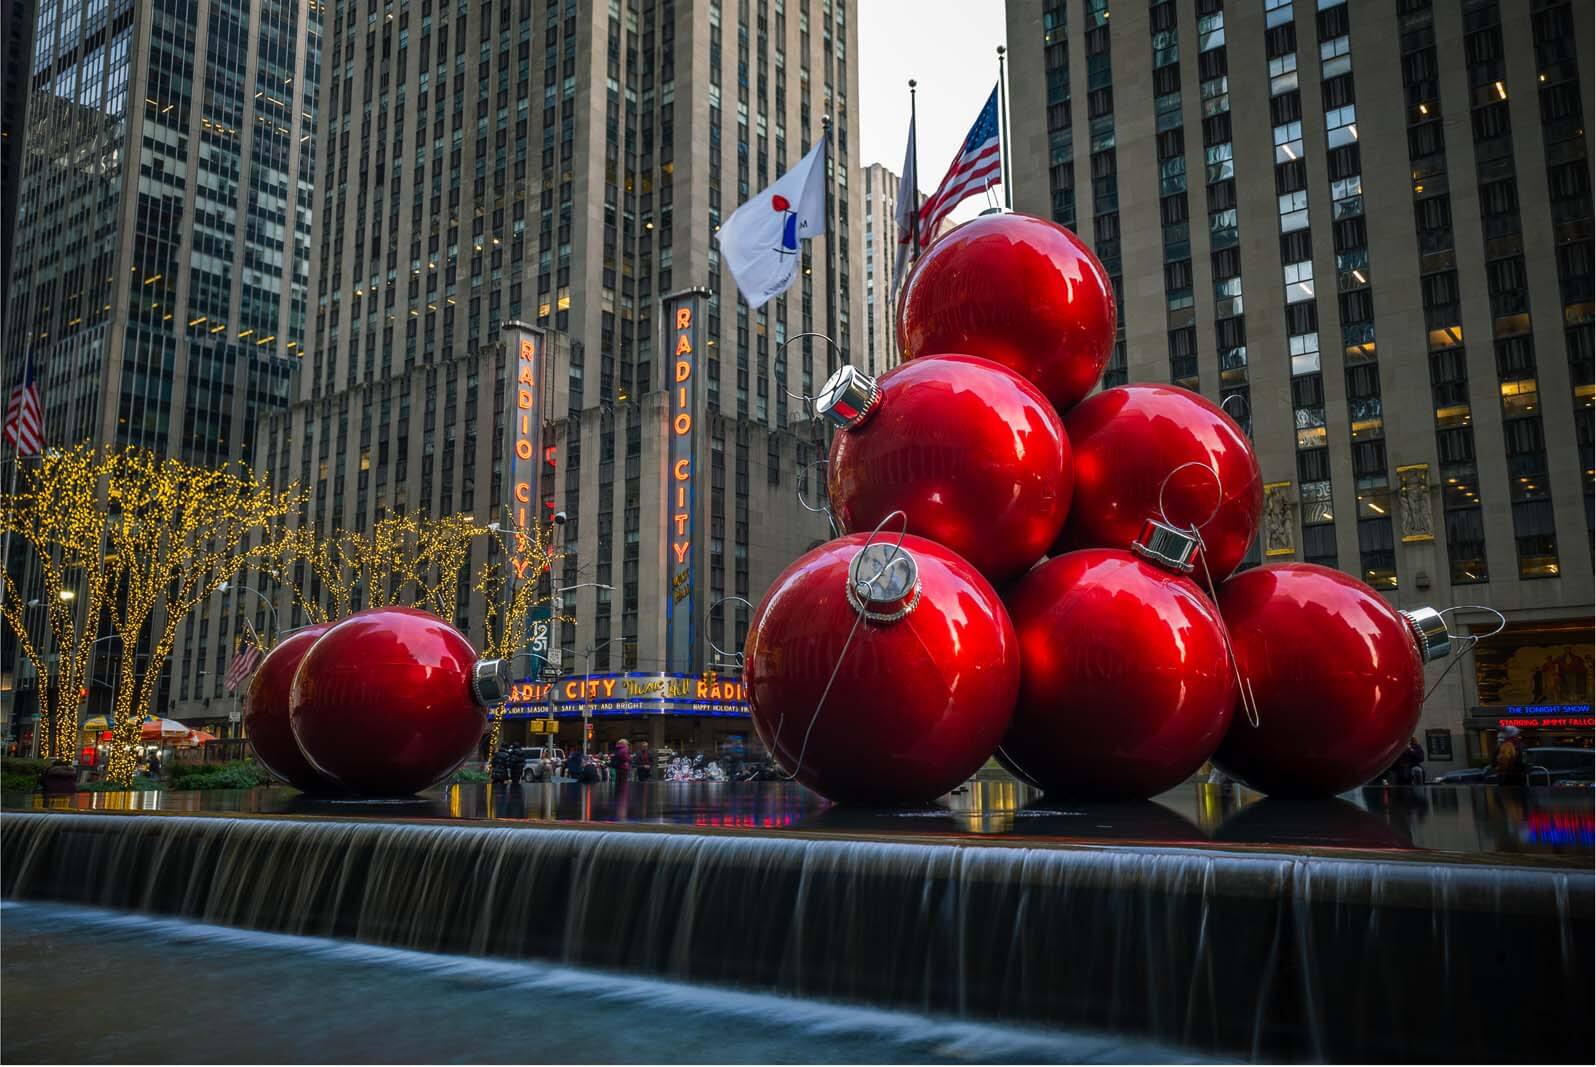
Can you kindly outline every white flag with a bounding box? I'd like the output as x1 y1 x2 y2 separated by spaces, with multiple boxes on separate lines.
716 132 827 309
891 113 919 296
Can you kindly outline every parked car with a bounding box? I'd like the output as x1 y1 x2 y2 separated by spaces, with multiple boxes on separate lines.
1432 747 1595 786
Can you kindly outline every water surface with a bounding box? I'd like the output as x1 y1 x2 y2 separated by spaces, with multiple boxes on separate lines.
1 901 1214 1065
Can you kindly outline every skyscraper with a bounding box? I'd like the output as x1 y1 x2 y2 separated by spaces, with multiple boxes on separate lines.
4 0 321 740
862 161 902 376
225 0 859 753
1005 0 1593 768
4 0 321 467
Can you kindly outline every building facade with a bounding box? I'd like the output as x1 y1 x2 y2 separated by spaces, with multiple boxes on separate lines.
186 0 861 752
861 160 902 375
5 0 320 465
1006 0 1593 768
3 0 321 741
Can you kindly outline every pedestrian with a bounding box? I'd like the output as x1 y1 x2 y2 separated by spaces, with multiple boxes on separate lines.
1494 725 1528 787
636 740 653 782
147 750 163 779
612 738 632 780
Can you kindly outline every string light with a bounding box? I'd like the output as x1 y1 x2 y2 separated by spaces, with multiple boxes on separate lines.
3 446 564 778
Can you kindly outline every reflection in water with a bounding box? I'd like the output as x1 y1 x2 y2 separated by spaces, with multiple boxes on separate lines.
3 777 1591 862
1217 796 1411 851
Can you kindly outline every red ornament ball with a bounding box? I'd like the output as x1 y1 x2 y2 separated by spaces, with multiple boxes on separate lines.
1212 564 1428 798
1060 384 1262 580
244 624 338 793
897 212 1116 415
289 606 503 796
744 532 1020 804
998 548 1236 800
822 354 1073 584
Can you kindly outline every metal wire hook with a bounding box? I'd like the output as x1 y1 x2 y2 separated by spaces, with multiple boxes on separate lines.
851 508 914 605
795 459 840 538
1422 605 1509 705
705 595 753 667
1157 459 1226 534
777 510 913 782
778 331 848 406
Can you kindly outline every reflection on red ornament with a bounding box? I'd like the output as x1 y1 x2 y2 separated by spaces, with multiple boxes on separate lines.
289 606 508 796
744 532 1019 804
897 213 1116 415
1212 564 1444 798
245 624 338 793
998 544 1236 800
820 355 1072 584
1058 384 1262 580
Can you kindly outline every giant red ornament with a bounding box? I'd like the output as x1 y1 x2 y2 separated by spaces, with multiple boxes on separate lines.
997 527 1237 800
289 606 509 796
244 624 339 793
896 212 1116 415
744 532 1020 803
1060 384 1262 580
1211 564 1450 798
818 355 1073 584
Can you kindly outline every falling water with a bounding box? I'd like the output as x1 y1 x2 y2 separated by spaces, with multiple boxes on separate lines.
3 813 1590 1062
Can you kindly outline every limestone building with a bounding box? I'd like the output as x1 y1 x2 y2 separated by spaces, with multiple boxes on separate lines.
1004 0 1594 768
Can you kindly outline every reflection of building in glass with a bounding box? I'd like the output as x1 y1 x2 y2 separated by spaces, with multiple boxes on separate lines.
1006 0 1594 771
4 0 322 740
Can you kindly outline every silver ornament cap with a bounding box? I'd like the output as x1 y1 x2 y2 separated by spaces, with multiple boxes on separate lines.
1400 606 1452 663
816 365 881 430
471 658 512 706
1131 517 1200 574
846 541 922 622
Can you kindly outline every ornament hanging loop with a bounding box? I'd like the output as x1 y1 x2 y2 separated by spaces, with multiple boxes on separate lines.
1421 605 1508 705
704 595 754 668
1156 459 1225 535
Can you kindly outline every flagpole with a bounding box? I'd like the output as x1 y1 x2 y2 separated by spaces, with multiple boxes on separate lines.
997 46 1013 210
820 113 837 377
909 80 920 254
2 344 29 755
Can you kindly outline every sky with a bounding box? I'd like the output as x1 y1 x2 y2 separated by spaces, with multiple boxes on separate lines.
856 0 1010 222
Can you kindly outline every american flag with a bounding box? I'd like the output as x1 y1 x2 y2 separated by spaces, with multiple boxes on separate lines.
3 352 44 456
918 86 1003 242
223 640 263 692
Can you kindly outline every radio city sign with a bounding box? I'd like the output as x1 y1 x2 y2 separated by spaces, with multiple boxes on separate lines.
501 322 546 584
503 671 749 718
661 288 710 672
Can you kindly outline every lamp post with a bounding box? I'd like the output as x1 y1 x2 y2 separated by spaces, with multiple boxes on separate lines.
218 580 279 644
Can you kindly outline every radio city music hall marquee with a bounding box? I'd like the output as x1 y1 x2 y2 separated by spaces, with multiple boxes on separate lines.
502 671 749 718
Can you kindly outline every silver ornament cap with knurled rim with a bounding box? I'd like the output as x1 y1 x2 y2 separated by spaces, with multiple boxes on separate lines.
1130 517 1200 574
1400 606 1452 663
471 658 512 707
845 541 921 622
816 365 882 430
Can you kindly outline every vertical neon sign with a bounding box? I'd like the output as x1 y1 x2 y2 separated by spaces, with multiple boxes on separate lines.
662 288 709 673
501 322 545 596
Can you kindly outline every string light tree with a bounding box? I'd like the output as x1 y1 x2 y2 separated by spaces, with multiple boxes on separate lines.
473 506 567 761
100 446 304 784
0 443 118 759
268 512 488 625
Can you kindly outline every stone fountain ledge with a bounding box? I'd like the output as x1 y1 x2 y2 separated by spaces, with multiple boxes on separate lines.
2 810 1590 1063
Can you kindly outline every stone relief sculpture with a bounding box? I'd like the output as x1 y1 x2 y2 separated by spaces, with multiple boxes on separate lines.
1398 464 1436 543
1263 481 1295 557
